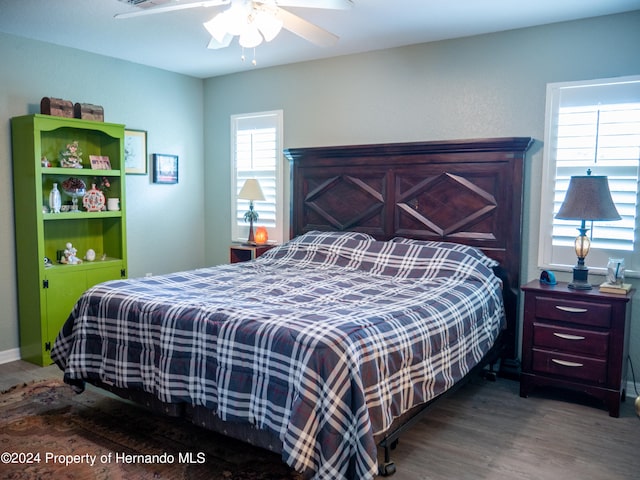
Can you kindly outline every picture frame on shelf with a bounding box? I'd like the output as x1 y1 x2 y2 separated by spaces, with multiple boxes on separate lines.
124 129 147 174
152 153 178 184
89 155 111 170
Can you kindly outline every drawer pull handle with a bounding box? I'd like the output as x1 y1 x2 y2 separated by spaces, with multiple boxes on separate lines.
555 305 588 313
551 359 583 368
553 332 585 341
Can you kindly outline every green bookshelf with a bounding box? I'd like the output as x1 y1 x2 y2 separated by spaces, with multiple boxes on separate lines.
11 114 128 365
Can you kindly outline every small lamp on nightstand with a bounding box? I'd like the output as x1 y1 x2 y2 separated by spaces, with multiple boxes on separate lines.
238 178 265 245
254 226 268 245
555 169 621 290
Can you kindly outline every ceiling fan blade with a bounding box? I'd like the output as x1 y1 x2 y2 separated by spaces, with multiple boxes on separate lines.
277 8 338 47
274 0 353 9
114 0 230 19
207 34 233 49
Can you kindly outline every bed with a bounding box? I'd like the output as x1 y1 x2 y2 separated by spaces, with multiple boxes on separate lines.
51 137 532 479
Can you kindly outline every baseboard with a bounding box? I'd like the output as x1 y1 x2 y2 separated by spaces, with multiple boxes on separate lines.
0 348 21 364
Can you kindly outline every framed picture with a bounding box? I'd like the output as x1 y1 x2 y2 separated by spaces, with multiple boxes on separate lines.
124 129 147 174
89 155 111 170
152 153 178 184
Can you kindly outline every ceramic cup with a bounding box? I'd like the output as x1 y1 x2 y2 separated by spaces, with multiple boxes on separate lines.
107 198 120 211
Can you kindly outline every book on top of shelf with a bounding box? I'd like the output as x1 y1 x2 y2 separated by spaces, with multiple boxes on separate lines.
599 282 632 294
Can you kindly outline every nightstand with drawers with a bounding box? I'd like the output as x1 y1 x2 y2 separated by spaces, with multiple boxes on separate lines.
230 244 275 264
520 280 633 417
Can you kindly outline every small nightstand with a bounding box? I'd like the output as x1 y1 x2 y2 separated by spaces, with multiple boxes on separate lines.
229 244 275 263
520 280 633 417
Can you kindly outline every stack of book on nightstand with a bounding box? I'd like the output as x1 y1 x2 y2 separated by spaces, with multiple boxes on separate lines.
599 282 632 294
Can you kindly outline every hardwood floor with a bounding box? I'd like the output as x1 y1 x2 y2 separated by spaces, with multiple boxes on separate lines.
379 376 639 480
2 360 638 479
0 359 61 392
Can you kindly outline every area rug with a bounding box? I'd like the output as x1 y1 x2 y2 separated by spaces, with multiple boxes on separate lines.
0 379 303 480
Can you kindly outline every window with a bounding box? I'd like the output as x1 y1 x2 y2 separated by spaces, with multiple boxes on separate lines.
231 110 285 243
539 75 640 276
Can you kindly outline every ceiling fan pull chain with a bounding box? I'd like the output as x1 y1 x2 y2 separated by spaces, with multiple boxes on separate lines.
252 48 257 66
241 46 246 62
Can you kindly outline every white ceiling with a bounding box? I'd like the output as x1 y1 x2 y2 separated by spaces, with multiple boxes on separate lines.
0 0 638 79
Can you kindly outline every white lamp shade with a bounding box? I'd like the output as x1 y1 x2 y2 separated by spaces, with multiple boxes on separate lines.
225 2 250 36
239 23 263 48
203 13 229 44
203 1 285 52
255 9 283 42
238 179 265 201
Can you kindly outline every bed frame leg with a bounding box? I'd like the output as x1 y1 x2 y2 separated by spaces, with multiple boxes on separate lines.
379 439 398 476
483 362 498 382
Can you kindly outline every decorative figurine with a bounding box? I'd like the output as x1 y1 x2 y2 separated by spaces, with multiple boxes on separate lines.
59 140 83 168
60 242 82 264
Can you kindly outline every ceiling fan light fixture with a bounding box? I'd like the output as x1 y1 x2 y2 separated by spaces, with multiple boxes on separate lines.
224 1 250 36
119 0 347 59
255 9 283 42
239 23 263 48
203 13 228 44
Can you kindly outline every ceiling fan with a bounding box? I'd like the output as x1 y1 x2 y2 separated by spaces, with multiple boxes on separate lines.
115 0 353 51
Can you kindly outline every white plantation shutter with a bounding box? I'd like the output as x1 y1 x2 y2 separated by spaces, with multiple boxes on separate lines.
231 111 284 243
540 76 640 275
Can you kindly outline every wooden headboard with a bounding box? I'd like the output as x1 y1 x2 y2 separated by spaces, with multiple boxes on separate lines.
285 137 533 367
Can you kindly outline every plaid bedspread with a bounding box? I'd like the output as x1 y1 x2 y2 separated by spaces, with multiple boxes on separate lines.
51 231 505 480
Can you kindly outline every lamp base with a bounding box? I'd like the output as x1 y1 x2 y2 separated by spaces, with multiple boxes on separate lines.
246 216 255 245
568 265 592 290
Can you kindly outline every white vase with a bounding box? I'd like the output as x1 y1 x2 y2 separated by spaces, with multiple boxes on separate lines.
107 198 120 211
49 183 61 213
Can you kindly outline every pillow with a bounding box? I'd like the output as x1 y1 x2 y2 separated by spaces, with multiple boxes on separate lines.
389 236 498 268
265 230 374 266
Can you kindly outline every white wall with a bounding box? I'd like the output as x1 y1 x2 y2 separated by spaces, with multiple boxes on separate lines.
204 12 640 376
0 33 205 357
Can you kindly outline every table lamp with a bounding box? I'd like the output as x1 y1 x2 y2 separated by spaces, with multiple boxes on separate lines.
555 170 621 290
238 178 265 245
